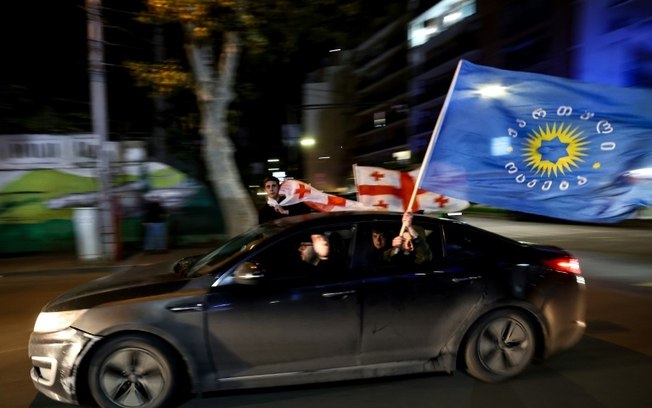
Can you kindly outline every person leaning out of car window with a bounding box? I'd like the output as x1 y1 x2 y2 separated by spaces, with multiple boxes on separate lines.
258 176 311 223
384 212 432 265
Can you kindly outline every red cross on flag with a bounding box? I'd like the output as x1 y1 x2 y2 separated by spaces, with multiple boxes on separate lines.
353 165 469 213
278 179 378 212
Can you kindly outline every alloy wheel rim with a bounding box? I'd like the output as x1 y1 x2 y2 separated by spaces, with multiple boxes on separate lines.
98 347 166 407
477 317 530 374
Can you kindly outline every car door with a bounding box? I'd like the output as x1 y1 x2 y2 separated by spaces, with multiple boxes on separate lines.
205 225 361 381
355 219 488 365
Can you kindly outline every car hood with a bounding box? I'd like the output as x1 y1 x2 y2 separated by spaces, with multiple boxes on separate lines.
43 261 192 312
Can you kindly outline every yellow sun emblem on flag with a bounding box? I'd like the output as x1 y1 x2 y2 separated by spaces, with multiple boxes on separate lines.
522 122 589 177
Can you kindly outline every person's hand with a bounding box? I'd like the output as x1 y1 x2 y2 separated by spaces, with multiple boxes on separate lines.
402 211 414 229
391 236 403 248
402 212 418 238
311 234 330 259
274 205 289 215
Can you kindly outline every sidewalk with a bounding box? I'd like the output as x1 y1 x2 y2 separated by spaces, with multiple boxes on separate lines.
0 245 215 277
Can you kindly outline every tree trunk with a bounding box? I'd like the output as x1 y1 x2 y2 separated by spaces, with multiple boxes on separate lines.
185 30 257 237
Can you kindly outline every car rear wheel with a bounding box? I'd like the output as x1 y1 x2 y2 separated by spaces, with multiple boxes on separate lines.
88 335 180 408
463 309 536 383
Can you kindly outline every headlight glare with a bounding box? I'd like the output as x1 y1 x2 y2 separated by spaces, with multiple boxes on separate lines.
33 310 88 333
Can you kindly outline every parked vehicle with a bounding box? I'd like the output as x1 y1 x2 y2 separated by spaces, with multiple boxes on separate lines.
29 211 586 408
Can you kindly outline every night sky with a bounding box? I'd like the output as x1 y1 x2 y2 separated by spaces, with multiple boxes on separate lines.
1 2 87 93
1 2 90 120
1 1 167 136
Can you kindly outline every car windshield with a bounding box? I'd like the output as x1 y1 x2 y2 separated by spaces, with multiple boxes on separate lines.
188 224 284 277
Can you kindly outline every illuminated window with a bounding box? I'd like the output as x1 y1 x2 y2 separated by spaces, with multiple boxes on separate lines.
374 112 386 127
408 0 476 48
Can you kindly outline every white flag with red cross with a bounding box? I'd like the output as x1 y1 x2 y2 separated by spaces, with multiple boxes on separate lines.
353 165 470 213
278 179 378 212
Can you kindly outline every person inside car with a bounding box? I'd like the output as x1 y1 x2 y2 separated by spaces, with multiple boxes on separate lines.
298 233 331 266
360 226 393 267
384 212 432 265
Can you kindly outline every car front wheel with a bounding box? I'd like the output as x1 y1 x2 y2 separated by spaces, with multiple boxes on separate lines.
88 335 180 408
463 309 536 383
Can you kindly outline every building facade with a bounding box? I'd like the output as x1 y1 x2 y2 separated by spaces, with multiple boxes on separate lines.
300 0 652 192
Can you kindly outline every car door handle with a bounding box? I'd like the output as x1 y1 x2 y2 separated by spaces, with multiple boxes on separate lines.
451 276 482 283
322 290 356 299
167 303 205 312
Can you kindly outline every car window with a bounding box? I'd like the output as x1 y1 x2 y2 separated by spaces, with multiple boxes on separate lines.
239 225 355 283
441 223 484 258
352 221 397 269
353 220 443 270
190 224 282 276
422 223 444 260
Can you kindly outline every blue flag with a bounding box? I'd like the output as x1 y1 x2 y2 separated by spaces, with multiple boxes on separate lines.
420 60 652 223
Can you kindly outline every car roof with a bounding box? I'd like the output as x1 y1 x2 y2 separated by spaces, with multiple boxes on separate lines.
263 211 464 229
260 211 519 246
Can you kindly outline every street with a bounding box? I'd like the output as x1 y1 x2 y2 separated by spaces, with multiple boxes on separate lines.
1 216 652 407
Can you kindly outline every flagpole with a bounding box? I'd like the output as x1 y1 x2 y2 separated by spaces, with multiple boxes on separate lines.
392 60 465 253
405 59 466 214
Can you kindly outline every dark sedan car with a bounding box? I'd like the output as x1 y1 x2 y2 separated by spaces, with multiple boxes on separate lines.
29 212 586 408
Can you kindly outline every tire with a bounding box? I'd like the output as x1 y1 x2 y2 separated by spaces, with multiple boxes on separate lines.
463 309 536 383
88 335 180 408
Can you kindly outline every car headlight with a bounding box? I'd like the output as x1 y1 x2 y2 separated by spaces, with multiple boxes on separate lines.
33 309 88 334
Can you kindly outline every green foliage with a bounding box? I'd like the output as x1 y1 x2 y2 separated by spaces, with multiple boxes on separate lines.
130 0 366 92
127 0 404 168
125 60 193 96
139 0 239 39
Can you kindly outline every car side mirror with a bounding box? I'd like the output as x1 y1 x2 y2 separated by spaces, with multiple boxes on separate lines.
173 254 204 275
233 261 265 285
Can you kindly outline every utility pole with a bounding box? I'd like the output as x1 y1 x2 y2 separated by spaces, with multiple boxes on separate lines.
86 0 116 260
152 25 167 162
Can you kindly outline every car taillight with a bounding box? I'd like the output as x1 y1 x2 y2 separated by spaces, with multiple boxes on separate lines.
543 257 582 275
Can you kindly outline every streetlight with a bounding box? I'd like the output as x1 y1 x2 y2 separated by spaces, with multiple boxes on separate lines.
300 137 316 147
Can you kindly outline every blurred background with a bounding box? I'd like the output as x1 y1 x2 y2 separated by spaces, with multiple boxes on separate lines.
1 0 651 256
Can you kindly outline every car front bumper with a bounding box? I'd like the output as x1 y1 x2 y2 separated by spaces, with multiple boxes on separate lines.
28 327 101 405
